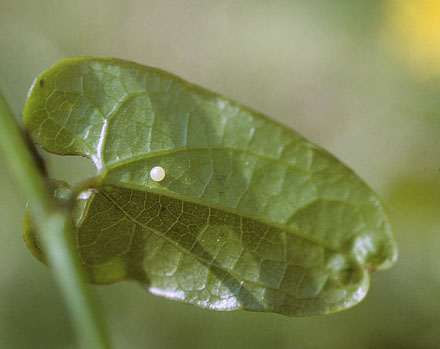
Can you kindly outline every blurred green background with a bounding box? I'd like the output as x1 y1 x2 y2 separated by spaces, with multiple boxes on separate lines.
1 0 439 348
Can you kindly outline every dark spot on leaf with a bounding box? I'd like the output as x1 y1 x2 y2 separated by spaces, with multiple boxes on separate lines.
216 174 227 185
39 79 44 88
365 266 377 273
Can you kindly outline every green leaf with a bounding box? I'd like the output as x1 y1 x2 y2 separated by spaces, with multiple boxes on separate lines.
22 57 397 316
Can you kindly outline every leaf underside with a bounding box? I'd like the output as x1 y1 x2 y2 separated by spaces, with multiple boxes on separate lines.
22 57 397 316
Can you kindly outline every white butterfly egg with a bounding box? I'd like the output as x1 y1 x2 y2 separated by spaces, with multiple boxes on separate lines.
150 166 166 182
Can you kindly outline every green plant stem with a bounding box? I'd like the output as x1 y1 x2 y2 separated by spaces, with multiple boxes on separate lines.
0 91 111 349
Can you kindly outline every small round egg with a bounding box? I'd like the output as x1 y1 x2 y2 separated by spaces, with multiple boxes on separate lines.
150 166 166 182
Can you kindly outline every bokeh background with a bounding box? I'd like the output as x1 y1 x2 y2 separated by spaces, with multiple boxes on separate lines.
1 0 439 348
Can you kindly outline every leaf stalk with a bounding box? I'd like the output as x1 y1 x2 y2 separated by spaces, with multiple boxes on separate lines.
0 90 111 349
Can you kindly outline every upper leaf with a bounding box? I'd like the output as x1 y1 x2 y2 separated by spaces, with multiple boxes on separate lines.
22 57 397 316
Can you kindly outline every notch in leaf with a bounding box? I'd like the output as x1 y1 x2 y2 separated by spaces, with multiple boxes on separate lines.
22 57 397 316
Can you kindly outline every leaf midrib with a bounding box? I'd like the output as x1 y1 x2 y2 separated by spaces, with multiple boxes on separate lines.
94 181 342 256
100 145 309 174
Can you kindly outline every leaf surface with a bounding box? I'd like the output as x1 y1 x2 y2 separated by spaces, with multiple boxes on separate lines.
22 57 397 316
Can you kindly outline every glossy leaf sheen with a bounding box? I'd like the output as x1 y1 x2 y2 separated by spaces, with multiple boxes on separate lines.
22 58 397 316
